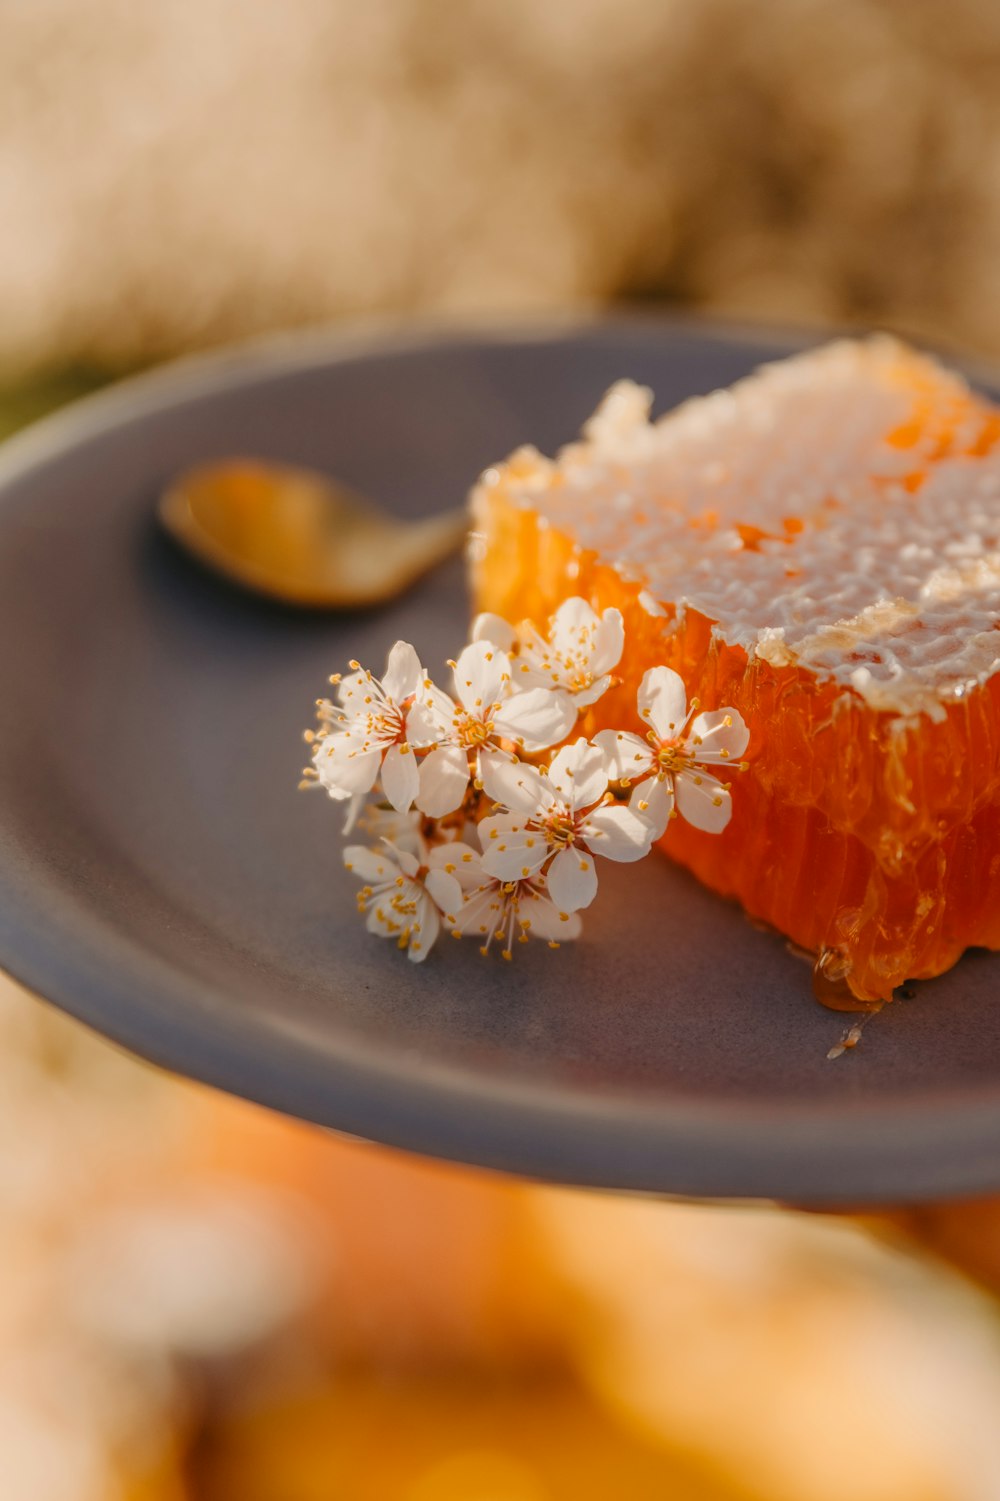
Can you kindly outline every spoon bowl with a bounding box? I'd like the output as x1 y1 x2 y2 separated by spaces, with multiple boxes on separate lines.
159 459 468 608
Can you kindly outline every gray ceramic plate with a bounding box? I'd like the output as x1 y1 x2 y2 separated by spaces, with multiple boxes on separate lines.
1 316 999 1206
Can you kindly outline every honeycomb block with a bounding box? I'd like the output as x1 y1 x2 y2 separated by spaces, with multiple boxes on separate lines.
469 338 1000 1003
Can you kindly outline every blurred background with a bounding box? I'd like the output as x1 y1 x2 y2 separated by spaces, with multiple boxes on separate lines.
6 1 1000 1497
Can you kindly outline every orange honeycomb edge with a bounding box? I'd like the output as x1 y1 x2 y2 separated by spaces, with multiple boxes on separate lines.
470 487 1000 1007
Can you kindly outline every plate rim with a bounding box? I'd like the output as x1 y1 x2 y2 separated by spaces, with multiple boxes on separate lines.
3 312 1000 1206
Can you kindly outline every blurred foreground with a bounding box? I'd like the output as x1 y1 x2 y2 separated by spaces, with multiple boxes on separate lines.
6 969 1000 1501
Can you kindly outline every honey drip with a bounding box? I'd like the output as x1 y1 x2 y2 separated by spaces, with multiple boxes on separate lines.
827 1016 875 1060
811 947 882 1013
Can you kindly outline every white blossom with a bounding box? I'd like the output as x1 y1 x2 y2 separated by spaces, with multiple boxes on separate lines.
477 738 654 914
473 596 624 708
313 641 423 812
342 839 475 962
302 709 366 830
313 608 754 968
407 640 576 818
595 666 749 836
448 866 582 958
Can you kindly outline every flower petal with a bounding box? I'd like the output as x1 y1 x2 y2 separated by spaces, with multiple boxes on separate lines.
392 844 421 878
581 804 654 862
407 895 440 961
638 666 689 740
406 687 454 747
381 640 422 703
479 752 546 816
628 775 673 839
479 820 549 882
548 739 610 810
428 841 483 891
315 736 382 797
549 595 600 646
676 768 733 833
416 744 471 818
493 687 576 752
335 669 368 710
366 900 404 938
517 888 583 942
547 846 598 913
380 744 419 811
424 867 463 919
592 729 653 783
452 640 511 715
470 612 517 653
343 845 398 883
319 779 354 805
451 883 501 938
513 620 550 674
509 658 549 692
572 673 614 709
687 708 750 764
590 607 625 676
